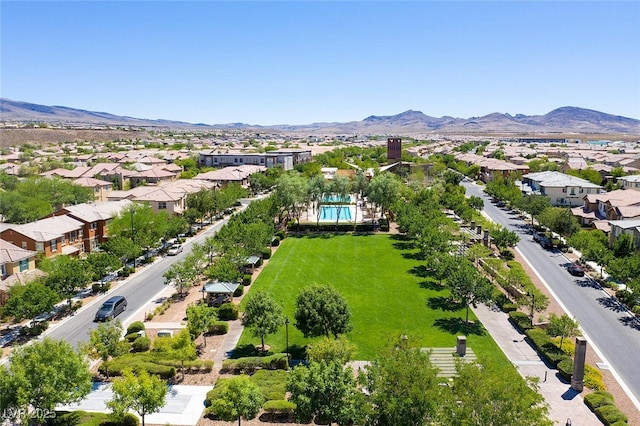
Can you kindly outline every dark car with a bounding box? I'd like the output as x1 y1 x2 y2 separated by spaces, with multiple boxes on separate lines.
94 296 127 322
567 264 585 277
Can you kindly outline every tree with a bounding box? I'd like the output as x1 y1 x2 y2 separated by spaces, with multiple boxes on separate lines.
80 320 128 379
367 172 401 218
204 254 242 284
537 207 579 236
307 335 356 365
209 375 264 426
546 313 580 348
0 338 92 424
361 341 443 426
274 172 308 224
163 260 197 295
287 361 362 425
2 280 59 322
467 195 484 211
107 369 167 426
85 252 121 282
44 255 91 308
294 284 352 339
516 194 552 225
186 302 218 346
170 329 197 380
445 362 552 425
446 260 494 323
241 291 283 351
613 232 635 258
491 226 520 249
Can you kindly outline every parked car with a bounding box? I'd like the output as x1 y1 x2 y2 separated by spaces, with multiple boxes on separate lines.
567 263 585 277
167 244 183 256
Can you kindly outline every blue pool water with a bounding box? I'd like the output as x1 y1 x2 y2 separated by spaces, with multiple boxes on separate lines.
320 206 353 221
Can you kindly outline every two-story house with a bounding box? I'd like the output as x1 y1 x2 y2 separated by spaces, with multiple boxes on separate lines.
520 171 605 207
0 216 85 258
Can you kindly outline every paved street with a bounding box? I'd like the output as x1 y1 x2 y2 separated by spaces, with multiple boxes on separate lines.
464 181 640 411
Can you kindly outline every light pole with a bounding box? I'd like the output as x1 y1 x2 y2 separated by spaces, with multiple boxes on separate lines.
130 208 136 268
285 317 290 367
530 293 535 327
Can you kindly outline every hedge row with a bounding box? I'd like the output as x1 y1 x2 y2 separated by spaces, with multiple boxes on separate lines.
263 400 296 414
158 359 214 373
220 354 288 374
101 358 176 379
584 391 628 425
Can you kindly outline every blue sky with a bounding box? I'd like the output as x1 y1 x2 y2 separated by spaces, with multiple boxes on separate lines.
2 1 639 125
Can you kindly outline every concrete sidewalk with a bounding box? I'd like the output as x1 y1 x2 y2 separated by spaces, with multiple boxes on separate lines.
473 303 601 425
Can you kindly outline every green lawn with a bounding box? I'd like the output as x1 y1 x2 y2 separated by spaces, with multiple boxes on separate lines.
237 233 510 367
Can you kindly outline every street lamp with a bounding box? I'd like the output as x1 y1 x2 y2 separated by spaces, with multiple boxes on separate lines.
285 317 290 367
530 293 535 327
130 208 136 268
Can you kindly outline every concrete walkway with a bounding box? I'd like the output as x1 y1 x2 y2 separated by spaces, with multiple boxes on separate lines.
472 303 601 425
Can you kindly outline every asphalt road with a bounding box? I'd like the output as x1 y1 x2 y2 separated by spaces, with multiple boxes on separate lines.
464 182 640 408
45 200 251 350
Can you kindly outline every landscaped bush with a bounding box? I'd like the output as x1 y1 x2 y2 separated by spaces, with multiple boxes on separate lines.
499 248 515 260
263 399 296 414
501 303 518 313
275 230 286 240
594 404 628 425
218 302 239 320
55 411 140 426
159 359 214 373
221 354 288 374
233 285 244 297
125 332 142 343
132 336 151 352
584 391 615 410
243 274 252 286
525 327 569 367
556 358 573 381
251 369 288 401
261 247 272 259
126 321 145 334
208 321 229 335
101 354 176 379
91 282 111 294
585 363 606 391
508 311 532 332
271 236 280 247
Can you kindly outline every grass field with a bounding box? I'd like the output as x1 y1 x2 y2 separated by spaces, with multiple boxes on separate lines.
237 233 510 367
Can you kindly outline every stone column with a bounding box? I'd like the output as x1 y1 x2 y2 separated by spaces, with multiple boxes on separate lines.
483 229 490 247
470 221 476 230
456 336 467 357
571 336 587 392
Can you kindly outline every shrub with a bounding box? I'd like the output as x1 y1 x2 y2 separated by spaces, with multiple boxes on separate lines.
125 332 142 343
585 363 606 391
243 274 252 286
132 336 151 352
502 303 518 313
584 391 615 410
261 247 271 259
91 282 110 293
218 302 239 320
208 321 229 335
221 354 288 374
234 285 244 297
263 399 296 414
499 248 515 260
594 405 628 425
275 230 286 240
271 236 280 247
127 321 145 334
101 357 175 379
252 369 289 400
509 311 532 332
556 358 573 381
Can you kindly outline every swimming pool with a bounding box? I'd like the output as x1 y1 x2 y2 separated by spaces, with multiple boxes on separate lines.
319 205 353 221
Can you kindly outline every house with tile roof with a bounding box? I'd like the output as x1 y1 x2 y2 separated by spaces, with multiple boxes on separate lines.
195 165 266 187
454 152 529 182
0 215 85 258
51 200 133 253
72 177 113 201
608 218 640 250
0 239 37 279
520 171 605 207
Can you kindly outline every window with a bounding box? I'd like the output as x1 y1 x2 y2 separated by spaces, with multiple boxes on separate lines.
90 222 98 230
35 242 44 252
51 240 57 252
1 264 5 277
19 259 28 272
21 242 27 249
158 202 167 210
61 235 66 244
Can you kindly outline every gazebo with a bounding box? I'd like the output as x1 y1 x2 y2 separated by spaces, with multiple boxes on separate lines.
202 281 240 307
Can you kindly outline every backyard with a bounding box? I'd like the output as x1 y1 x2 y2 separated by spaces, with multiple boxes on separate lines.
237 233 511 369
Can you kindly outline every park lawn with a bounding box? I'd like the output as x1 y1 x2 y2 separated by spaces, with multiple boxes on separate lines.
238 233 510 368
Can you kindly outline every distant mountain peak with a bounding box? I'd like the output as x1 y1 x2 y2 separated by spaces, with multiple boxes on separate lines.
1 99 638 135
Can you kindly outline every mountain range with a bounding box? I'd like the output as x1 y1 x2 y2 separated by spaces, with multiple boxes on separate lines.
1 98 639 135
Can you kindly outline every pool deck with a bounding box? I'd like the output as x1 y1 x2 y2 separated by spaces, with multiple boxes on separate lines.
304 202 374 224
